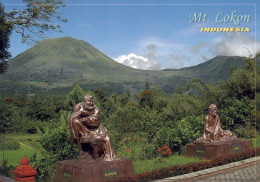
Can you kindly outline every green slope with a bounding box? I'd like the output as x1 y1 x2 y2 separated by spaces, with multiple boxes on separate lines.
2 37 245 95
178 55 244 80
7 37 146 82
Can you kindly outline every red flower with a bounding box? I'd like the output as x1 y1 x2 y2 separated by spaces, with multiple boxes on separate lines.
157 144 172 156
124 147 131 153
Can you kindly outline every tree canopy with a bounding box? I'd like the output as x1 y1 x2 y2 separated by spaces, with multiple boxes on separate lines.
0 0 67 74
0 2 12 74
5 0 67 44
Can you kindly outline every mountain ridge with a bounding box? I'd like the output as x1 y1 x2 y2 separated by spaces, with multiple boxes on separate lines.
3 37 245 95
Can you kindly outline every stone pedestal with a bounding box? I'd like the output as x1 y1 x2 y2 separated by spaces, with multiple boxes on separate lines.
55 158 134 182
185 139 253 160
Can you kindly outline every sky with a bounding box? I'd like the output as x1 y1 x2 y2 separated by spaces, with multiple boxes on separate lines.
2 0 260 70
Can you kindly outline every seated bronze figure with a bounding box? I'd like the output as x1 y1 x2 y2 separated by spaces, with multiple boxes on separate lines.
195 104 237 143
69 94 116 161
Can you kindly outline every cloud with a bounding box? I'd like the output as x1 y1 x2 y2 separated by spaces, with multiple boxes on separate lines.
114 33 260 70
188 33 260 64
165 54 191 69
138 37 185 55
143 44 157 60
201 55 209 62
191 42 208 53
113 53 162 70
136 37 189 69
209 33 260 57
113 43 164 70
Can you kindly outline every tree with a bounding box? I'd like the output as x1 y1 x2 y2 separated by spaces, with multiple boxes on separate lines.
5 0 67 44
225 58 255 99
145 79 150 90
0 0 66 75
0 2 12 74
65 85 85 109
256 53 260 131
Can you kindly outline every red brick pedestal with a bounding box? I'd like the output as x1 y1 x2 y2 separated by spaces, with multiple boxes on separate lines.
185 139 253 160
55 158 134 182
13 157 37 182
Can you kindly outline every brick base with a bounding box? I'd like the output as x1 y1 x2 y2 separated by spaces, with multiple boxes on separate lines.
55 158 134 182
185 139 253 159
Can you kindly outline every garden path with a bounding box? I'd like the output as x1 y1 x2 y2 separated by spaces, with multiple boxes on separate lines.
155 156 260 181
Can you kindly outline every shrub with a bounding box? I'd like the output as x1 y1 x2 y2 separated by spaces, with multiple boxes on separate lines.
116 134 156 160
164 93 205 121
31 124 78 179
218 97 255 135
0 140 20 150
154 115 204 154
0 159 15 178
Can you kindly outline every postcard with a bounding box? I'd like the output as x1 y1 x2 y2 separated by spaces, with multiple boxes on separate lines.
0 0 259 181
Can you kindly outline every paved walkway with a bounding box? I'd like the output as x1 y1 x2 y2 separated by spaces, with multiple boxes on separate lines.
155 156 260 182
195 162 259 181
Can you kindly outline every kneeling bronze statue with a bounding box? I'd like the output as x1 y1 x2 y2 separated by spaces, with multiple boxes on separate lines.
195 104 237 143
186 104 252 160
69 94 116 161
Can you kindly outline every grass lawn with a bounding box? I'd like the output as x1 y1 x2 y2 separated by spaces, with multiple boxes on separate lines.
133 155 203 174
0 133 43 166
1 131 259 171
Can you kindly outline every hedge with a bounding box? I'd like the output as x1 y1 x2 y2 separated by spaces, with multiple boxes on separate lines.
116 147 260 181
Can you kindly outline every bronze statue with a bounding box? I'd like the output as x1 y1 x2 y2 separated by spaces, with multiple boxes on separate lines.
195 104 237 143
69 94 116 161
